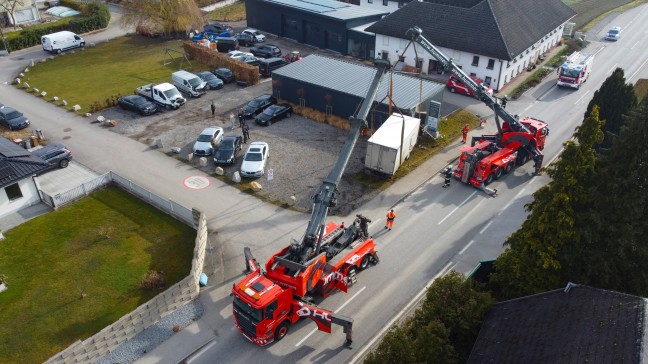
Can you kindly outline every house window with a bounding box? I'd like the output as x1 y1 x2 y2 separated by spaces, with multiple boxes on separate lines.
470 72 476 77
5 183 23 201
368 0 373 4
485 76 492 85
382 37 389 46
472 56 479 66
415 57 424 70
398 55 405 62
506 61 510 68
383 0 388 5
487 59 495 70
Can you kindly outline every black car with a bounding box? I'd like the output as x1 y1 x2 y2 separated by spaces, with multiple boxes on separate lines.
204 22 233 34
213 68 235 83
234 33 256 47
250 44 282 58
255 104 293 126
195 71 224 90
243 94 276 119
214 135 243 165
117 95 158 116
32 143 72 168
0 107 30 130
237 55 260 66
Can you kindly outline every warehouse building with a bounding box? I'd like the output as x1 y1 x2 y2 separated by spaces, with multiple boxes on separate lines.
271 55 445 129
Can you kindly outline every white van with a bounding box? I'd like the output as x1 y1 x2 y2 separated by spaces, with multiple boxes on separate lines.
171 70 206 98
41 31 85 54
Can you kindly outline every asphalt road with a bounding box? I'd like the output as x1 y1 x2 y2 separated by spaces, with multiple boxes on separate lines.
1 4 647 363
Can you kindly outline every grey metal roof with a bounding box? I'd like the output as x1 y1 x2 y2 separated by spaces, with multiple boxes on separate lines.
365 0 576 61
0 137 52 188
265 0 389 20
273 54 445 109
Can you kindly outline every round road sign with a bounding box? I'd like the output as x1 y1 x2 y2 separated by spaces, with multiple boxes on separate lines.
183 176 211 190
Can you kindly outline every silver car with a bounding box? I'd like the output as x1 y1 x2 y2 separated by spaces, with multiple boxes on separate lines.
193 126 224 156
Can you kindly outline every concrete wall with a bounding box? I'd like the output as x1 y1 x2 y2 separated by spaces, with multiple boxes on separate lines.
45 212 209 364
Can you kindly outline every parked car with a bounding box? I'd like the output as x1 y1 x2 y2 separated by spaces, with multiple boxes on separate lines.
446 74 493 97
236 55 261 66
250 44 281 58
0 107 30 130
204 22 233 34
259 57 289 77
195 71 224 90
255 103 293 126
605 26 621 41
213 68 235 84
228 50 254 58
242 28 266 42
240 142 269 178
234 33 256 47
193 126 224 156
214 135 243 165
215 37 239 53
242 94 276 119
32 143 72 168
117 95 158 116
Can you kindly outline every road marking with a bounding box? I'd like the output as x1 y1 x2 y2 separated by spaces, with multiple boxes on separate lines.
438 191 477 225
607 63 618 74
183 175 211 189
349 262 455 364
631 41 639 50
295 286 367 347
628 56 648 81
479 221 493 234
574 90 591 105
459 239 475 255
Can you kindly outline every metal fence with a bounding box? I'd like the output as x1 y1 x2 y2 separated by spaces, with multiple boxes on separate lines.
39 171 195 228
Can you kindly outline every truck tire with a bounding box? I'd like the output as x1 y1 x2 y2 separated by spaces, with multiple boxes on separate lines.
484 173 494 186
504 163 513 174
495 167 503 180
360 255 371 270
274 321 290 341
56 48 61 54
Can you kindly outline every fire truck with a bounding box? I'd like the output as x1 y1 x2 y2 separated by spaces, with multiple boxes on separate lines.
231 60 389 346
407 27 550 191
557 51 593 89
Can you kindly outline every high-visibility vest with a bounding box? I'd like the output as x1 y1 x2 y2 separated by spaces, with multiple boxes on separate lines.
386 212 396 221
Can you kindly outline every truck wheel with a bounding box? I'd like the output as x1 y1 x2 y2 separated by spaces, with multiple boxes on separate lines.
484 174 494 186
495 168 503 180
504 163 513 174
360 255 370 270
274 321 290 342
56 48 61 54
166 104 172 110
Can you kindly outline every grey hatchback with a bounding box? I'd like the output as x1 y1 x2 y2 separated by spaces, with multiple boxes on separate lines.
32 144 73 168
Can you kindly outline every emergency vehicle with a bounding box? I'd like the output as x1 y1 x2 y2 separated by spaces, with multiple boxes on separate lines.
557 51 593 89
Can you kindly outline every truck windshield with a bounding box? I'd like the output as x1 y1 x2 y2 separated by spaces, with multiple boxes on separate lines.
164 88 180 98
560 68 581 78
233 295 263 321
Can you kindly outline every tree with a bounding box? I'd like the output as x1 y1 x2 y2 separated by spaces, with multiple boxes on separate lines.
120 0 204 38
585 68 637 151
491 107 604 299
0 0 26 30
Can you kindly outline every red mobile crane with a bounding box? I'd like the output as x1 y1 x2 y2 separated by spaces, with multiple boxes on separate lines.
408 27 550 192
231 60 390 346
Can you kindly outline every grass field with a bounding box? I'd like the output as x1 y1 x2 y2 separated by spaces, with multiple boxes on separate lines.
566 0 648 30
207 1 247 21
22 35 210 113
0 186 195 363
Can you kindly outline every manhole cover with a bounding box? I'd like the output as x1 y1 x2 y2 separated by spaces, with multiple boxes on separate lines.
183 176 210 190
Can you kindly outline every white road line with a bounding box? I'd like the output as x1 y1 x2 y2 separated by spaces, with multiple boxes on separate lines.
349 262 455 364
629 56 648 81
631 41 639 50
438 191 477 225
295 286 367 347
479 221 493 234
608 63 618 74
574 90 591 105
459 239 475 255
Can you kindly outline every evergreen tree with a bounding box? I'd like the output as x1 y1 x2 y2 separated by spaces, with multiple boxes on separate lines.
585 68 637 151
491 107 604 298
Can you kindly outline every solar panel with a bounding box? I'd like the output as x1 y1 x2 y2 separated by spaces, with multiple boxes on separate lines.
268 0 347 13
0 137 30 158
0 164 16 180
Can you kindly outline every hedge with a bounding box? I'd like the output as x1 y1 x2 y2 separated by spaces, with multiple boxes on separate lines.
6 0 110 52
183 41 260 86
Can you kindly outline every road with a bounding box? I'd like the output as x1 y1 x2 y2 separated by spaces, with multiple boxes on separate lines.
0 4 647 363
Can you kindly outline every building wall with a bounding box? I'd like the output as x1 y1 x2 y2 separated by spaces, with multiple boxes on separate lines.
358 0 402 13
3 0 41 25
374 24 566 92
0 177 41 219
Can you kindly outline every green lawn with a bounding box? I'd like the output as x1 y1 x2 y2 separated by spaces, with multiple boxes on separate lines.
22 35 210 113
207 1 247 21
0 186 195 363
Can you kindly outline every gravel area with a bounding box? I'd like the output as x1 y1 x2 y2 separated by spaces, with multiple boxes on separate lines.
97 299 203 364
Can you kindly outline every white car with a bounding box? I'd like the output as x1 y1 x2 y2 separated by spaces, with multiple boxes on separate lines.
240 142 269 178
605 26 621 41
227 50 254 59
193 126 224 156
242 28 266 43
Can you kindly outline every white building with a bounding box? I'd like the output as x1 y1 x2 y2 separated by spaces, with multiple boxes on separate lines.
365 0 576 92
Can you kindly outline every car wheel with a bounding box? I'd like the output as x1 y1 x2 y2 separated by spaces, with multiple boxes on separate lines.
80 42 85 47
59 159 69 168
55 48 61 54
449 87 456 93
275 321 290 341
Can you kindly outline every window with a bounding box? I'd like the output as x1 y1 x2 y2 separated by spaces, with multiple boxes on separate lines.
472 56 479 66
398 55 405 62
469 72 476 77
506 61 510 68
383 0 388 5
485 76 492 85
368 0 373 4
487 59 495 70
398 1 404 7
5 183 23 201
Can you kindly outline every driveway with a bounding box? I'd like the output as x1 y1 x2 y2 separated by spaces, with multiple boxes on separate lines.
35 161 100 196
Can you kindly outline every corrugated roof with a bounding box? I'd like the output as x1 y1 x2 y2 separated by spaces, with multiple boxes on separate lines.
273 54 445 109
265 0 388 20
0 137 52 188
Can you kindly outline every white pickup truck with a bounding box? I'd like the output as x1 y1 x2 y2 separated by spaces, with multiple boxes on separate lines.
135 83 186 110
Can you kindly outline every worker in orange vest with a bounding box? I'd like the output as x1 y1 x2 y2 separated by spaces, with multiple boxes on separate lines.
385 209 396 231
462 124 470 144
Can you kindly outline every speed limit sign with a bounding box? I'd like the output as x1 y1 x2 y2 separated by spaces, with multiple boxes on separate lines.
267 168 274 181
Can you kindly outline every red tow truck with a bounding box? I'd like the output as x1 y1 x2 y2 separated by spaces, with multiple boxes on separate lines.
231 59 390 346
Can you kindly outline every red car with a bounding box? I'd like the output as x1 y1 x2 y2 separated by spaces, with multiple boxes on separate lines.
447 74 493 97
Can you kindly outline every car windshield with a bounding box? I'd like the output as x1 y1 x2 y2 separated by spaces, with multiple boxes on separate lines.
245 152 262 161
262 107 275 116
248 100 261 108
202 73 216 80
133 98 147 106
221 140 234 151
5 111 21 119
609 29 619 35
164 88 180 98
560 68 581 78
188 78 202 87
233 296 263 322
197 134 213 142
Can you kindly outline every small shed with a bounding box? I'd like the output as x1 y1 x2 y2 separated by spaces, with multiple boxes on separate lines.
271 54 445 129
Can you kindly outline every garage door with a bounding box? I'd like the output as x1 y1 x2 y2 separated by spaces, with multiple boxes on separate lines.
282 15 300 41
13 8 36 23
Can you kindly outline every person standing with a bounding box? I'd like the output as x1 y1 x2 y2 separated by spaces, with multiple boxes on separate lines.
238 109 244 128
211 101 216 117
462 124 469 144
243 123 250 143
230 112 235 130
443 167 453 188
385 209 396 231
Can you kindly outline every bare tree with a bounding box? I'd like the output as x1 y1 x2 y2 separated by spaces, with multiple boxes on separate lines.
0 0 26 30
120 0 204 38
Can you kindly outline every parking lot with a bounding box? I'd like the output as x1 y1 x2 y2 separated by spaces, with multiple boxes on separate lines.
101 41 378 215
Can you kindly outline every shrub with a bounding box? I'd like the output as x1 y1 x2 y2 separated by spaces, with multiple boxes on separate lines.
141 270 166 290
182 41 260 86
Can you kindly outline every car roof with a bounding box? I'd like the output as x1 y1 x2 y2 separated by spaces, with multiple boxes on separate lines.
216 67 231 72
254 94 272 100
0 107 17 114
250 142 268 148
201 126 223 134
223 135 240 141
33 144 67 156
